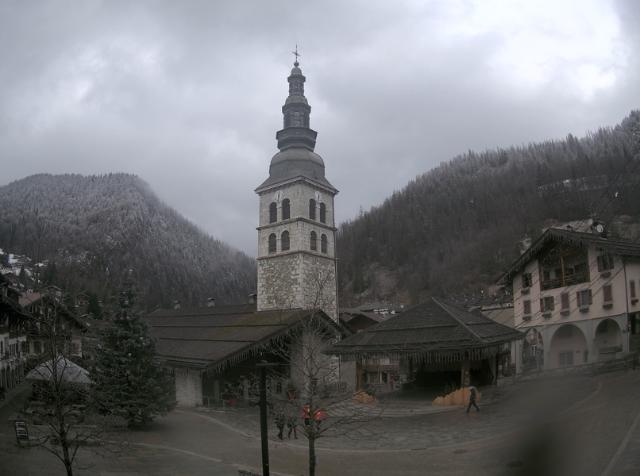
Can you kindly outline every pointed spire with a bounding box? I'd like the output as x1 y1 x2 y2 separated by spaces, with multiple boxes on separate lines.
276 48 317 151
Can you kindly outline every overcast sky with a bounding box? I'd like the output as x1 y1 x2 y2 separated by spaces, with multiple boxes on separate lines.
1 0 638 256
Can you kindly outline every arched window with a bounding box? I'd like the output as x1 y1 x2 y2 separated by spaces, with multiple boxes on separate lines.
269 202 277 223
310 231 317 251
281 231 290 251
319 203 326 223
309 199 316 220
268 233 277 253
321 234 328 254
282 199 290 220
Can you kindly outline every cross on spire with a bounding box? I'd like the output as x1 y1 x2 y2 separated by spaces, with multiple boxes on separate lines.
292 45 301 66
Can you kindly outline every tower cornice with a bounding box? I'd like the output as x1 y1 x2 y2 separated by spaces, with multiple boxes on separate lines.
256 217 337 232
256 250 338 261
255 174 338 195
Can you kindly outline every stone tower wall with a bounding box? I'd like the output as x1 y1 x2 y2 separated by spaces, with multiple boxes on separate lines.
256 252 337 321
258 181 335 228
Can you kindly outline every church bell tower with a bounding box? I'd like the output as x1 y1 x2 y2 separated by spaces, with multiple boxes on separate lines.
255 56 338 320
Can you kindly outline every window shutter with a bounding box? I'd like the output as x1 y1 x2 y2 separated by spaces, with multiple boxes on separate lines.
603 285 612 303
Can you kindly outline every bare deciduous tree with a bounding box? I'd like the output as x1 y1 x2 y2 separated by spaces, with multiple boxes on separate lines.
267 271 383 476
22 294 103 476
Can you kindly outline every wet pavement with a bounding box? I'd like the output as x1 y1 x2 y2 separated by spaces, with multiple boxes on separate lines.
1 370 639 475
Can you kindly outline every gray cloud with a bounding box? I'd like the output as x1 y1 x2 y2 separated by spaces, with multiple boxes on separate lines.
1 0 638 255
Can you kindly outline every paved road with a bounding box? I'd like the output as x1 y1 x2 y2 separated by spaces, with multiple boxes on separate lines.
2 370 639 475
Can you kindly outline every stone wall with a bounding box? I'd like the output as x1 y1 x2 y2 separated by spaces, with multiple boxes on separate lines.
257 254 303 310
301 253 337 320
256 253 337 321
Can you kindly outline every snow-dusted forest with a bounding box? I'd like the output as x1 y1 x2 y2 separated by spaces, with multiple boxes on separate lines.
0 173 256 310
338 111 640 305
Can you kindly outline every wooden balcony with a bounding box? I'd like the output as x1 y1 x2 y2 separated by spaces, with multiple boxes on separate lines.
541 272 589 291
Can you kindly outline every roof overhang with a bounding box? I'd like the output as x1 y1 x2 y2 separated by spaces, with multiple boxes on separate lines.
152 309 344 374
498 228 640 285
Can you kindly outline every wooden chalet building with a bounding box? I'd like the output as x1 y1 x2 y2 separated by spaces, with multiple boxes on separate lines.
0 273 29 392
144 303 343 407
500 226 640 371
331 298 522 393
19 291 86 361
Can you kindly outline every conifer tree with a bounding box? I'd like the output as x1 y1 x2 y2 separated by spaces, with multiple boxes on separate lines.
91 278 175 427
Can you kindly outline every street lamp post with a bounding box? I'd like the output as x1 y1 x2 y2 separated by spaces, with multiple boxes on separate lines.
256 361 280 476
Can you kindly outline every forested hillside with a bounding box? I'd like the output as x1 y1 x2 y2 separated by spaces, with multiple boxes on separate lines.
338 111 640 305
0 173 256 310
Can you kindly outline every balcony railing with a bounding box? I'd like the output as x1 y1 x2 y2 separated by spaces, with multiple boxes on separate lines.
541 272 589 290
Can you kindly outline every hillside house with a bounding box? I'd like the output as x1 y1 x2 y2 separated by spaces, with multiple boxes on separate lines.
500 227 640 371
0 274 29 392
19 291 86 361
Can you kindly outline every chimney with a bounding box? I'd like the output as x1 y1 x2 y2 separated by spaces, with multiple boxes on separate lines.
518 236 532 255
248 293 257 304
173 300 181 310
206 297 216 308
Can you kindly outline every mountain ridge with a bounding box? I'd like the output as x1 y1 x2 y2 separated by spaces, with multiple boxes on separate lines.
0 172 256 310
337 110 640 306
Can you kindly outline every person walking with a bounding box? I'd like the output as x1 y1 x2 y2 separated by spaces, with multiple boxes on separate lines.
275 409 285 440
466 385 479 413
286 413 298 439
284 400 298 439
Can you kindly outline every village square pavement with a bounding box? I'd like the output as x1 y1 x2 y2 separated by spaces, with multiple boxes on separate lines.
1 370 640 475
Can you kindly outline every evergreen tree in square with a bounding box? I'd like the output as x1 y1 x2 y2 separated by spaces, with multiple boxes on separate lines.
91 275 175 427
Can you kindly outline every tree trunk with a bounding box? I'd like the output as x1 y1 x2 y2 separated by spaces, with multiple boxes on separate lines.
308 436 316 476
61 436 73 476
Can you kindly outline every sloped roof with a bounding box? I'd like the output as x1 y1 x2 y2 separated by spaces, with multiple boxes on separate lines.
0 274 29 318
144 304 342 372
26 355 91 385
20 292 86 331
339 309 387 334
330 298 522 362
339 309 387 324
499 228 640 284
476 305 515 329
